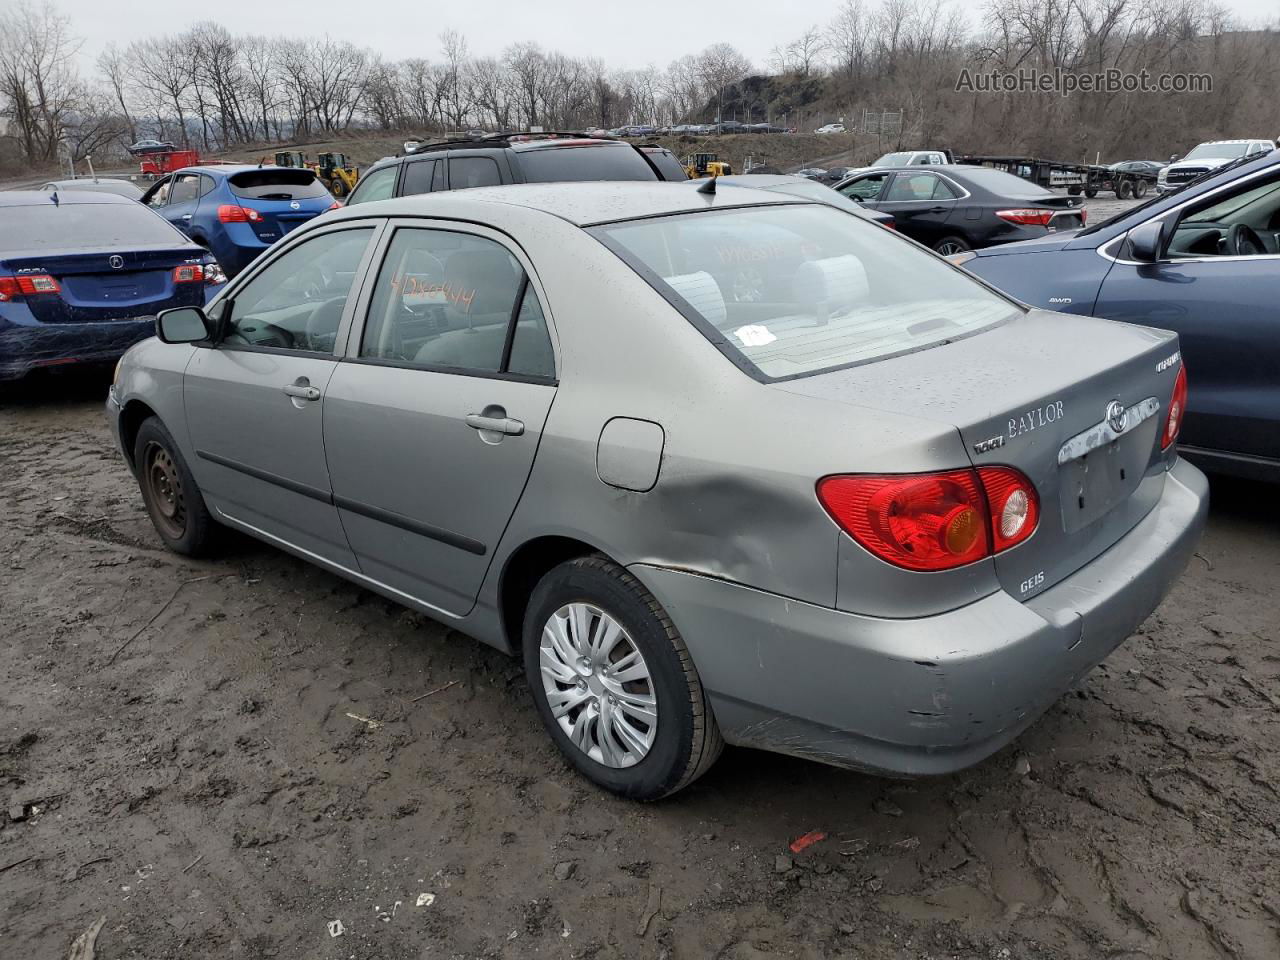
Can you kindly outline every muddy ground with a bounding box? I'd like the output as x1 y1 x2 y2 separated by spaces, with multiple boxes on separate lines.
1 371 1277 960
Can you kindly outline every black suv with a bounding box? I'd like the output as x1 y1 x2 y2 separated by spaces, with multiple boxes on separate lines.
344 134 686 206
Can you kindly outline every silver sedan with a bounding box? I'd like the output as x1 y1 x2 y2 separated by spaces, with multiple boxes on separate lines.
108 182 1208 799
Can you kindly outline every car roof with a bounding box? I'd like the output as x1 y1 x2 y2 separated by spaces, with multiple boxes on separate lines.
1196 138 1269 144
0 190 134 207
331 181 801 228
172 164 297 177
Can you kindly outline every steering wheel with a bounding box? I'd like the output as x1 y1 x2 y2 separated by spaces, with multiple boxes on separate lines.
1227 223 1266 256
226 319 297 349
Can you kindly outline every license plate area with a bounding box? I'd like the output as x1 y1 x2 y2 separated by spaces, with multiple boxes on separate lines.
1057 424 1152 533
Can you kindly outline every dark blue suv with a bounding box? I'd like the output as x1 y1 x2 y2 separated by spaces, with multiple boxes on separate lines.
960 150 1280 482
140 165 336 278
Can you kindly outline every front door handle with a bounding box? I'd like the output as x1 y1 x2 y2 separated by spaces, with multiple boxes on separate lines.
465 413 524 436
283 381 320 401
181 214 192 220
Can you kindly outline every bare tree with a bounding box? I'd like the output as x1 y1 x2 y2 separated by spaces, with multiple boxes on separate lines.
0 1 84 163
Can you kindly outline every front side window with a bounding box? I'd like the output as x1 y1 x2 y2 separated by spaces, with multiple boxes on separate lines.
448 157 502 190
144 177 173 207
347 164 399 205
224 228 373 353
596 205 1020 380
840 173 888 200
360 228 554 378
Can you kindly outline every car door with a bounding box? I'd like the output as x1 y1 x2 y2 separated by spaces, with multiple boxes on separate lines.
323 222 558 617
876 172 959 247
183 222 382 567
160 173 202 235
1094 171 1280 463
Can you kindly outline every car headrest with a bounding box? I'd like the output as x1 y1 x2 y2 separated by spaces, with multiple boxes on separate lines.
443 249 521 316
794 255 869 317
664 271 726 326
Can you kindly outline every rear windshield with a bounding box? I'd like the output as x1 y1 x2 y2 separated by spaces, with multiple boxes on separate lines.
228 169 329 200
595 204 1020 380
0 202 182 252
643 150 689 181
518 144 658 183
958 167 1053 197
874 153 912 165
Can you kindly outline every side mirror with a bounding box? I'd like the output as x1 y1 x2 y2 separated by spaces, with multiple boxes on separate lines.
1127 220 1166 263
156 306 210 344
1169 154 1180 162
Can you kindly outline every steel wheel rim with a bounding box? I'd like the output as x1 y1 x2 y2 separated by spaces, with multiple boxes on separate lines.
144 441 186 540
539 602 657 768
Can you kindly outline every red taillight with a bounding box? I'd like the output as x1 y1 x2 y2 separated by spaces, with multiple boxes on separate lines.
995 208 1055 226
328 201 341 210
217 204 262 223
1080 208 1088 224
1163 365 1188 450
0 274 61 301
172 264 205 283
817 466 1039 572
979 466 1040 552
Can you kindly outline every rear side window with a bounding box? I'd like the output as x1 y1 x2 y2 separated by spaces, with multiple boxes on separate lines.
596 205 1020 380
0 203 184 252
346 164 398 205
360 228 554 379
449 157 501 190
228 169 330 200
518 144 657 183
400 159 438 196
887 174 953 202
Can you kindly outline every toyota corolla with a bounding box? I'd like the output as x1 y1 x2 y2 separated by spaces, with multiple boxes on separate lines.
107 182 1208 799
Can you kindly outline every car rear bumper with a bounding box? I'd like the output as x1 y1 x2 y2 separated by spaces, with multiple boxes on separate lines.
631 457 1209 776
0 317 154 381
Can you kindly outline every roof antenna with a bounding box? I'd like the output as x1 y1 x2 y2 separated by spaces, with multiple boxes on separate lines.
697 175 716 196
50 190 59 206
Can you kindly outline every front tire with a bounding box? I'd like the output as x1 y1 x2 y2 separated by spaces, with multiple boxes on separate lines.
522 555 722 800
134 417 215 556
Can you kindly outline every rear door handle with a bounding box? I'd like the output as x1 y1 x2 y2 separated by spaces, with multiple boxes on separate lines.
465 413 524 436
283 382 320 401
181 214 192 220
929 206 947 213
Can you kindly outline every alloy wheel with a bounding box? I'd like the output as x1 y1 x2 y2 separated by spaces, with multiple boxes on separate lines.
539 603 657 768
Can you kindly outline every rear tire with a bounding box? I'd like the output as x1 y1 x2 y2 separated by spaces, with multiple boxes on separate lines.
1084 186 1098 198
1133 179 1148 198
1117 180 1134 199
522 555 722 800
329 178 347 198
1067 185 1082 196
134 417 215 556
933 235 970 256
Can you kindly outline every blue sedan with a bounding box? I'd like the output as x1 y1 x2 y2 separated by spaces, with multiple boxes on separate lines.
0 191 224 381
960 150 1280 482
140 165 337 277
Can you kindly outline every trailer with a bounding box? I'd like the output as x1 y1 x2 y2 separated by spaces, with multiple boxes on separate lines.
956 155 1157 200
138 149 201 178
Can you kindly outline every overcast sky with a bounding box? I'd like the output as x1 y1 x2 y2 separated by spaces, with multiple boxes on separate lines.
57 0 1280 73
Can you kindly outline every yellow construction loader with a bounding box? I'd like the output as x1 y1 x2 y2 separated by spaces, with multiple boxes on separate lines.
683 153 733 179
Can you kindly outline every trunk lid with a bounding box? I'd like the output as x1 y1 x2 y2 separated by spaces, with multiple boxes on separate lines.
1 246 207 323
776 309 1181 602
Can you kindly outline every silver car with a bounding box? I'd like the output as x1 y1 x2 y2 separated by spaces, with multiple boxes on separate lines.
108 183 1208 799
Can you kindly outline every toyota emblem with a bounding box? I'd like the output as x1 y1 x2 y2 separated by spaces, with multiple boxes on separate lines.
109 255 124 270
1105 400 1128 434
